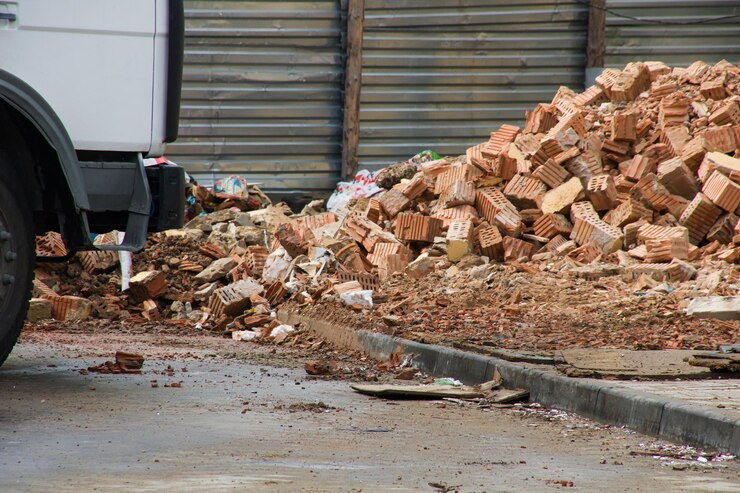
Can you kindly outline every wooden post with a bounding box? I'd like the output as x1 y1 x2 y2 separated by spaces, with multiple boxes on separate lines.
586 0 606 69
341 0 365 182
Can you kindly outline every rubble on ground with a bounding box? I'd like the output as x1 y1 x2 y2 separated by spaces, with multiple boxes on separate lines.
29 60 740 351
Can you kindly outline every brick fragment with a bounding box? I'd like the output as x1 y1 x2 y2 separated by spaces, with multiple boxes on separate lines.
572 85 605 107
244 245 268 276
343 212 400 253
611 111 638 142
681 136 710 170
431 204 479 228
651 81 676 99
633 173 689 218
623 219 648 248
483 124 521 159
604 198 652 228
587 175 617 211
49 296 92 322
568 243 601 263
623 155 655 181
394 214 443 243
645 61 671 81
702 125 737 153
209 278 264 318
435 163 483 194
613 175 636 194
595 68 620 99
503 174 547 209
540 177 584 215
571 216 623 253
274 223 309 258
377 253 409 280
700 78 727 100
129 271 167 303
475 187 523 237
545 234 569 253
525 104 558 134
703 170 740 213
709 98 740 126
565 152 602 183
466 143 491 173
367 242 413 267
656 158 697 200
627 262 688 282
610 62 651 102
636 224 689 245
478 225 504 261
569 201 599 224
533 213 573 239
678 193 723 245
531 159 570 189
645 237 689 262
706 213 739 245
658 93 690 129
335 243 369 273
697 152 740 183
366 198 383 224
395 173 427 199
446 219 474 262
503 236 534 261
661 126 690 156
379 188 412 219
437 180 475 209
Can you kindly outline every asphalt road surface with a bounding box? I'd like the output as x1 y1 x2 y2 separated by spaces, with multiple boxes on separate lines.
1 333 738 492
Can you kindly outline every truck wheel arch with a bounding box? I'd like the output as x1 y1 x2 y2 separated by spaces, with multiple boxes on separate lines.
0 68 89 212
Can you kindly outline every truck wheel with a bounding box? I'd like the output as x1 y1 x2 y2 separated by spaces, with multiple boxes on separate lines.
0 157 34 367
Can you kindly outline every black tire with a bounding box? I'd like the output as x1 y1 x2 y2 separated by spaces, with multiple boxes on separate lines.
0 155 34 367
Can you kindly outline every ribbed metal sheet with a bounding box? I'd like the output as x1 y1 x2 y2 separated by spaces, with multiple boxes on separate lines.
605 1 740 68
166 1 344 197
358 0 588 171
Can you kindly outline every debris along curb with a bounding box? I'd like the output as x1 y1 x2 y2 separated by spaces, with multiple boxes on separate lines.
279 310 740 455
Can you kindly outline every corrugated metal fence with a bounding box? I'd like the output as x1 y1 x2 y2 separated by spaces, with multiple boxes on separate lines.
605 0 740 67
167 0 740 199
167 1 345 197
358 0 588 171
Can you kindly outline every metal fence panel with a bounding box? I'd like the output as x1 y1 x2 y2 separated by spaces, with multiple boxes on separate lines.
605 0 740 68
358 0 588 171
167 1 345 198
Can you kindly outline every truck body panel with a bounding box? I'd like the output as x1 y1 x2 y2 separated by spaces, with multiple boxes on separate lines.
0 0 167 155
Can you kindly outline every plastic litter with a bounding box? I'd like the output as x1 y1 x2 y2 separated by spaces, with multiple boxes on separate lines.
339 289 373 309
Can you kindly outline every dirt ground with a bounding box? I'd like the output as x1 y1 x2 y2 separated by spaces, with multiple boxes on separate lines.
291 261 739 352
2 328 739 493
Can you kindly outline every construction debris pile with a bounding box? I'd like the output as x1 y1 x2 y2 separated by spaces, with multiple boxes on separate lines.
28 60 740 348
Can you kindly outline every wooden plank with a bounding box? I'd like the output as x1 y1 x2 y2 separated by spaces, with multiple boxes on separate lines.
586 0 606 68
350 383 484 399
341 0 365 181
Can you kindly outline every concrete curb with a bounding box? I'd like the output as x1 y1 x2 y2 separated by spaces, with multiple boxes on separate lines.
280 311 739 454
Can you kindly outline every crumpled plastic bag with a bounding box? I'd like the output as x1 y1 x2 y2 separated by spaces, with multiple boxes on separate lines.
262 247 292 283
339 289 373 309
326 150 441 212
326 169 383 212
270 324 295 338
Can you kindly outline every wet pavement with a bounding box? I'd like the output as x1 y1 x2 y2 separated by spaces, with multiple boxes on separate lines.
1 338 739 492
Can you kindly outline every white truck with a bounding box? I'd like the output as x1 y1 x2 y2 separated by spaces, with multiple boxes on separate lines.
0 0 186 365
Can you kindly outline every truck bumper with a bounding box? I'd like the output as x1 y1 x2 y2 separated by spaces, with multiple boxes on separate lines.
75 154 184 252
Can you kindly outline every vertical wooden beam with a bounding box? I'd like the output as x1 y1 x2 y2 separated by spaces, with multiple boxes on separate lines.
341 0 365 182
586 0 606 69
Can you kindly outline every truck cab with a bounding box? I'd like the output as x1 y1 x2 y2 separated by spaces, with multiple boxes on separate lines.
0 0 186 365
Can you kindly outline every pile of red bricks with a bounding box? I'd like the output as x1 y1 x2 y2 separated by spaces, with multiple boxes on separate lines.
346 60 740 282
29 60 740 331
